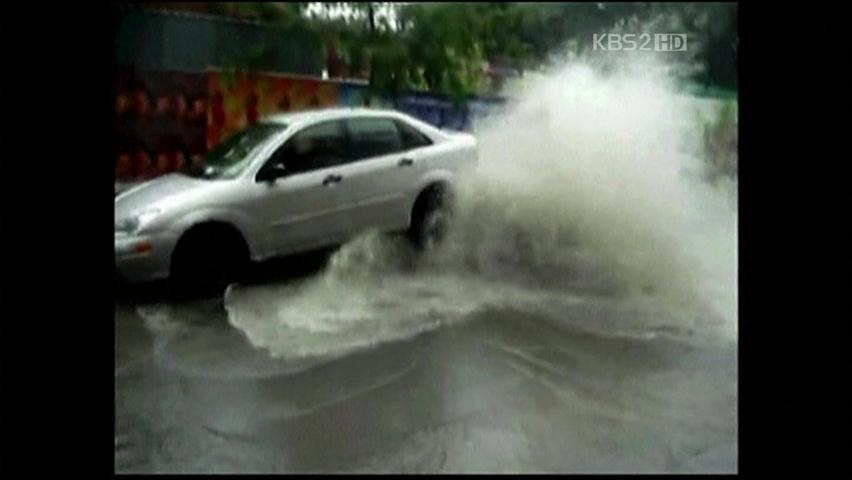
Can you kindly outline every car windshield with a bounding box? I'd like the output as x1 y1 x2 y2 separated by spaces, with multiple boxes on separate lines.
185 123 287 180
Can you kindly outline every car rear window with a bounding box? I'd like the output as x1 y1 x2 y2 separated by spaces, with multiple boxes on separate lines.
347 117 403 160
395 120 433 150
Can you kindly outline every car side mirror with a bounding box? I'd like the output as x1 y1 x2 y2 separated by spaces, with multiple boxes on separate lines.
257 163 287 183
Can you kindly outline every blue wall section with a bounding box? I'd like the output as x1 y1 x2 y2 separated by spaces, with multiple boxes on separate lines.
338 84 505 132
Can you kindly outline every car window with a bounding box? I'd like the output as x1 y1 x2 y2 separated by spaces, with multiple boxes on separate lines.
267 120 348 176
347 117 403 160
186 123 286 180
395 120 433 150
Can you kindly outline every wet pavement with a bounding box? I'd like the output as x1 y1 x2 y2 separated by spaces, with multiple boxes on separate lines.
115 250 736 474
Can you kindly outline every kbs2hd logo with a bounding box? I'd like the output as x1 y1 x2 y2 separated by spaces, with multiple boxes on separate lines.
593 33 688 52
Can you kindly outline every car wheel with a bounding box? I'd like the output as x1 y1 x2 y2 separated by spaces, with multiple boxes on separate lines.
409 185 452 250
170 227 247 298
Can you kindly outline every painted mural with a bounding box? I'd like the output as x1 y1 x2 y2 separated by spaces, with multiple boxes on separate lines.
116 69 504 182
206 72 341 149
115 68 208 181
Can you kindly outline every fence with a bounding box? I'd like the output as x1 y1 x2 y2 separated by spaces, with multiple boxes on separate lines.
116 8 324 75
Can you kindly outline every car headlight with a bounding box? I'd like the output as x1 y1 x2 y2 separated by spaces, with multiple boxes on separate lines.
115 208 161 234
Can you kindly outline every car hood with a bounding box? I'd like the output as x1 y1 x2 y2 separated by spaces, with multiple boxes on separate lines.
115 173 210 220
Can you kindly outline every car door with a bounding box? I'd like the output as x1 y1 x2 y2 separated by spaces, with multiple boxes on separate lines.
335 117 432 235
247 120 352 255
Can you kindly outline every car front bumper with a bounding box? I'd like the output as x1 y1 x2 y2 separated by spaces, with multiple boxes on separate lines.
115 230 179 283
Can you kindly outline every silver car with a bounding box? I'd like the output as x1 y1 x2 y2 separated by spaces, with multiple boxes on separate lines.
115 108 478 292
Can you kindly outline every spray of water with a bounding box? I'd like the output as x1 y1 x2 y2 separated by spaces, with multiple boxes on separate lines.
225 52 737 359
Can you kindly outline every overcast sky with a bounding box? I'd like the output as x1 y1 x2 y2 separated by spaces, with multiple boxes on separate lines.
303 2 402 30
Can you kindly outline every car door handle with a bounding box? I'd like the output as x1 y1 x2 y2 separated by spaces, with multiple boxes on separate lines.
322 174 343 186
398 158 415 167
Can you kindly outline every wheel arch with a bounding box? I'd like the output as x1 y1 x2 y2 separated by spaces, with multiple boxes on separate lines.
409 178 454 228
170 219 252 274
170 207 262 258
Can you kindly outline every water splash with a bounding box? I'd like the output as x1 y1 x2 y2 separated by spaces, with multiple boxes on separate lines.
226 53 737 359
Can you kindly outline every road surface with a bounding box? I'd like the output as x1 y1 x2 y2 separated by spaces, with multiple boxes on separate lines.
115 250 736 474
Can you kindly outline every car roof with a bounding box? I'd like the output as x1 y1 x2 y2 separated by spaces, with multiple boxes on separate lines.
261 107 403 127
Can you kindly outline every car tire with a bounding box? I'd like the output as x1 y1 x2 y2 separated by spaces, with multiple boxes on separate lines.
408 185 453 251
170 226 247 299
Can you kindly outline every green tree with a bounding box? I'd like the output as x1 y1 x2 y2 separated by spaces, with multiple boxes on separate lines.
210 2 737 97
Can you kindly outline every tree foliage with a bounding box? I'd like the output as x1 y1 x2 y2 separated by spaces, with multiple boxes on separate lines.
212 2 737 97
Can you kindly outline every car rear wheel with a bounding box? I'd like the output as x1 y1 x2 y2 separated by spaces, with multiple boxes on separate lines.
408 185 453 250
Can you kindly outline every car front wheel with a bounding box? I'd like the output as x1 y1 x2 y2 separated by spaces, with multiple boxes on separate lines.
170 226 247 298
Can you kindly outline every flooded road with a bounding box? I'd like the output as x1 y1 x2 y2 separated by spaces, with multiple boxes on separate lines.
115 283 735 473
115 54 737 473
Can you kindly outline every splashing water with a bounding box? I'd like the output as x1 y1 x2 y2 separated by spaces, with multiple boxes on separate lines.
226 54 737 360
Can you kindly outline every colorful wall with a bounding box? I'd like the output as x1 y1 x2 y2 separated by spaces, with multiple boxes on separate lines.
206 71 342 150
115 68 504 181
115 69 208 180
